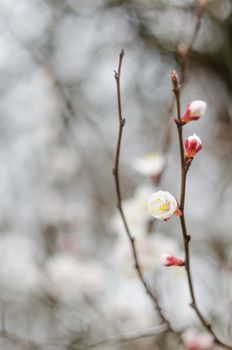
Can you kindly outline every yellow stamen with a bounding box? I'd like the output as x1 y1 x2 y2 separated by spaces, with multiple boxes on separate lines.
158 203 170 212
145 153 157 160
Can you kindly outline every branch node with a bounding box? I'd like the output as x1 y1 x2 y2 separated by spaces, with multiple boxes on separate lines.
190 302 196 309
114 71 119 80
120 118 126 126
171 70 179 89
174 117 184 128
120 49 125 58
184 157 193 172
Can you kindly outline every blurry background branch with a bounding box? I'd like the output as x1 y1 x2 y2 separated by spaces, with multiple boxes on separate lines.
88 323 169 348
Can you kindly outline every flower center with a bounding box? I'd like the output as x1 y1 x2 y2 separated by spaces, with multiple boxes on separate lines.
158 202 170 212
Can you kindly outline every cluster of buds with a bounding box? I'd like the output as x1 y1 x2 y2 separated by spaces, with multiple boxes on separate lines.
182 101 206 162
146 92 207 267
132 153 166 183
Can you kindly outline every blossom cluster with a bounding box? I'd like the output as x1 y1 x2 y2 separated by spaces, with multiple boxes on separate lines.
111 94 218 346
146 100 207 267
147 100 206 222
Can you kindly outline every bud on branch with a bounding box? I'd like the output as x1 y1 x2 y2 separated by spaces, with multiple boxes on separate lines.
181 100 207 124
160 253 185 267
185 134 203 159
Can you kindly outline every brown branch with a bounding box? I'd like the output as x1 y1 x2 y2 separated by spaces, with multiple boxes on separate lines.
180 0 205 84
87 323 169 348
145 1 204 234
112 50 170 327
172 72 232 350
161 0 204 155
0 330 40 349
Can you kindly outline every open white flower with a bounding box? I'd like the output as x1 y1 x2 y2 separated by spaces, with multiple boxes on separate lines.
132 153 166 178
147 191 178 221
44 254 105 303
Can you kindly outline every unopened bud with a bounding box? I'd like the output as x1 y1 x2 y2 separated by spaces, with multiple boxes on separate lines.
185 134 202 158
182 328 214 350
171 70 179 90
160 253 185 267
181 100 207 124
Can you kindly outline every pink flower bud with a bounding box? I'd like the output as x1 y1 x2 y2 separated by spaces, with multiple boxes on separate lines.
182 329 214 350
182 100 207 124
185 134 202 158
160 253 185 267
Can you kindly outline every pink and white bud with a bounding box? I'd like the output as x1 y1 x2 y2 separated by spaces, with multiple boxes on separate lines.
182 100 207 124
182 328 214 350
160 253 185 267
185 134 202 158
147 191 178 221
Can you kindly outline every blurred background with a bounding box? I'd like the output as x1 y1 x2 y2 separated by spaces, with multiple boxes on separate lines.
0 0 231 349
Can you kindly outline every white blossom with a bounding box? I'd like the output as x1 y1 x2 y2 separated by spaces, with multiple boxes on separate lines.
132 153 166 178
44 254 105 304
147 191 178 220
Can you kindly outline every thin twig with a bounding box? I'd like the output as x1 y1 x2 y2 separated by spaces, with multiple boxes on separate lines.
0 330 40 349
88 323 169 348
172 72 232 350
112 50 170 327
161 0 204 155
179 0 205 84
150 0 205 234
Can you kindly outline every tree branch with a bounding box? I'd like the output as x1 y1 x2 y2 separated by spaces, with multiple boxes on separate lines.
161 0 204 155
0 330 40 350
172 72 232 350
112 50 170 327
88 323 169 348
